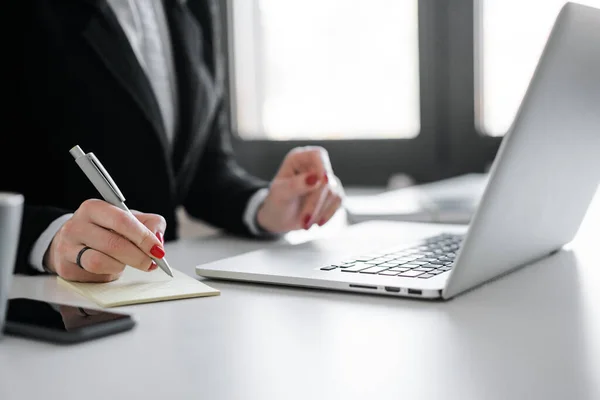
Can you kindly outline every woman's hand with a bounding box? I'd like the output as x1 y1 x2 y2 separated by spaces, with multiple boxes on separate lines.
45 199 167 283
256 146 345 233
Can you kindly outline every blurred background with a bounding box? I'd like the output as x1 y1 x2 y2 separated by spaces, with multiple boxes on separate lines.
216 0 600 183
180 0 600 237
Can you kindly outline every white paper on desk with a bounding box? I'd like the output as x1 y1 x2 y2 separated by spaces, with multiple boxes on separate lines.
57 267 220 308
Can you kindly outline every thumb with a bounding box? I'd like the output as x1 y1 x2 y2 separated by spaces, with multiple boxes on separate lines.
274 171 325 201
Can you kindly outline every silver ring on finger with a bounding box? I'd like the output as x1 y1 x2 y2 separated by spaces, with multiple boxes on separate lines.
76 246 93 270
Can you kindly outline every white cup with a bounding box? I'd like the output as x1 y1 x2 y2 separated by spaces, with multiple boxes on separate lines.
0 193 24 338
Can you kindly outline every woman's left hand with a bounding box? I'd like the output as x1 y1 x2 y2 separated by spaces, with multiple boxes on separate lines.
256 146 345 233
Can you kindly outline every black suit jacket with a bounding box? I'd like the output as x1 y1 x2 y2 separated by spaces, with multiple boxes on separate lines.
4 0 268 274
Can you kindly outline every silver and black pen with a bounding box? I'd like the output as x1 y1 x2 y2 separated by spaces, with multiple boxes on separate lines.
69 145 174 277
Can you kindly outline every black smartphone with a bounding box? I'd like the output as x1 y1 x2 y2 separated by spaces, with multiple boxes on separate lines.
3 298 135 344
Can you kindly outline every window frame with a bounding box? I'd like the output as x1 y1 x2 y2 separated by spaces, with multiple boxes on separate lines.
444 0 502 177
217 0 502 186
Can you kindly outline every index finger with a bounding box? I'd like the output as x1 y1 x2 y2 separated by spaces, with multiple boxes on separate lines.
84 201 165 260
289 146 332 175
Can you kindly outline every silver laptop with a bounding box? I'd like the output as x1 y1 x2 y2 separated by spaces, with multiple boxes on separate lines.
196 2 600 300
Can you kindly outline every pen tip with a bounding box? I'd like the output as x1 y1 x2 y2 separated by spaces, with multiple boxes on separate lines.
161 259 174 277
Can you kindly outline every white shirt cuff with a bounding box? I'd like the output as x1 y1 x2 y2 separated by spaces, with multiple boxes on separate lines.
29 214 73 273
243 188 271 236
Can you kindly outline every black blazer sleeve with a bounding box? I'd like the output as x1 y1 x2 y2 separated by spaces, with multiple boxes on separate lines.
13 207 71 275
182 105 268 236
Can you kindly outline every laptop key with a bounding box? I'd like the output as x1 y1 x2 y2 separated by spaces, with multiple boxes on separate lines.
429 260 446 265
418 274 435 279
374 263 395 268
353 256 375 262
378 270 399 276
341 263 373 272
413 268 433 273
397 270 425 278
320 266 337 271
371 258 389 264
389 261 409 266
388 267 411 273
399 260 418 265
400 257 420 262
360 266 390 274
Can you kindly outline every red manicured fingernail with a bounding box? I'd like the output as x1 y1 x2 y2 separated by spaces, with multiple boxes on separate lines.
150 245 165 259
323 174 329 183
318 218 325 226
305 174 318 186
156 231 164 244
303 214 311 229
149 262 158 271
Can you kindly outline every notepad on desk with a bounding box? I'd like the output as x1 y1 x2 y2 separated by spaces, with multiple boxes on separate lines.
58 267 220 308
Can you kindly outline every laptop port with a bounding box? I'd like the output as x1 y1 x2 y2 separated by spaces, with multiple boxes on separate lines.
349 284 377 290
384 286 401 293
407 289 422 295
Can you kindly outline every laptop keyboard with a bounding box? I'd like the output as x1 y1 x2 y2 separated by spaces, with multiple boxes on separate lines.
319 233 463 279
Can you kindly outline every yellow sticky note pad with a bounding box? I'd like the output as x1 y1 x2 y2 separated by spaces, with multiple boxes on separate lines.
58 267 220 308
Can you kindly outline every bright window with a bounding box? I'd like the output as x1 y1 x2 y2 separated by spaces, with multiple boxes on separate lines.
230 0 420 140
475 0 600 136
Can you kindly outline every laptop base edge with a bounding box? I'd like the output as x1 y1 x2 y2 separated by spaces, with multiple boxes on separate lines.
195 268 445 300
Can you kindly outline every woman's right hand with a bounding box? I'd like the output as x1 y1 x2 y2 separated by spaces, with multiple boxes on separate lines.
45 199 167 283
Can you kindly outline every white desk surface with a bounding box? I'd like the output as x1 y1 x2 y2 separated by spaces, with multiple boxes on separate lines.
1 190 599 400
